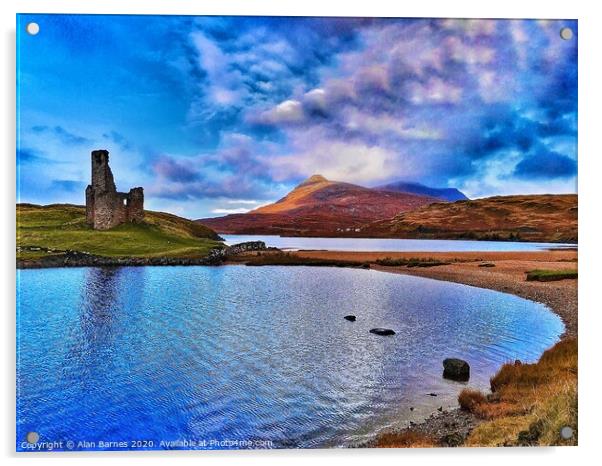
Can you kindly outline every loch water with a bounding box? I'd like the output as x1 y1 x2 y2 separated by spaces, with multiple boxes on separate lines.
17 266 563 450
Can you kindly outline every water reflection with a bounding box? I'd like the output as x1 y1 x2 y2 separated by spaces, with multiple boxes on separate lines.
65 268 124 382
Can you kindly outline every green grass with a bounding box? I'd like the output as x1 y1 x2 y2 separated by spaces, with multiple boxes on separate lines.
525 269 578 282
375 257 451 267
17 204 224 261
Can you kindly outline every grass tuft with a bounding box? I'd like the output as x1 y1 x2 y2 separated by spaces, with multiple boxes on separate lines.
375 257 451 267
375 430 438 448
458 389 487 412
525 269 577 282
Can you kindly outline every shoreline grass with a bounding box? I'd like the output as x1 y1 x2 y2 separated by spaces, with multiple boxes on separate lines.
231 251 370 268
526 269 578 282
459 338 577 446
375 431 437 448
375 257 451 267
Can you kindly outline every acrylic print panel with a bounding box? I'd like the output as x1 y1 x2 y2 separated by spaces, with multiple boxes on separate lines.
16 14 577 451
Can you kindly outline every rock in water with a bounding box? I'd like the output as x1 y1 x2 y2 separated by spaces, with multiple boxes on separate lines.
443 358 470 381
344 315 356 322
369 328 396 336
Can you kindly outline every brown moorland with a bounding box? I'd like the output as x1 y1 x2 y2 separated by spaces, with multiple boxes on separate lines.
364 194 577 243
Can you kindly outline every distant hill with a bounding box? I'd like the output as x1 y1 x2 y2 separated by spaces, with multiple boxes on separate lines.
17 203 223 263
376 181 468 201
198 175 440 236
363 194 577 243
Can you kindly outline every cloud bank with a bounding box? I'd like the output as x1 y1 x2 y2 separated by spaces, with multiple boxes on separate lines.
17 15 577 217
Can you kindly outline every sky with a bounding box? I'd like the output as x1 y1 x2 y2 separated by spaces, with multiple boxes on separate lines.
17 15 577 219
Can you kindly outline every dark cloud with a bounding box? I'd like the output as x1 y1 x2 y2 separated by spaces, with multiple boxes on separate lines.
31 125 91 145
513 148 577 179
149 137 279 201
152 156 201 183
50 179 85 192
17 148 60 164
460 106 572 161
152 177 269 201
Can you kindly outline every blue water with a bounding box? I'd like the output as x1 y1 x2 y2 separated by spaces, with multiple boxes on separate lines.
16 266 563 451
223 234 576 252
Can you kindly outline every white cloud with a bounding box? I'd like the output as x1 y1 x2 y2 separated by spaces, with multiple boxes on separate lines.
211 207 252 214
257 99 304 124
267 134 411 185
343 108 442 139
226 199 260 205
303 88 327 110
409 77 463 104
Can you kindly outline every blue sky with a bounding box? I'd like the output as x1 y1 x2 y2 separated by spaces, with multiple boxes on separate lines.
17 15 577 219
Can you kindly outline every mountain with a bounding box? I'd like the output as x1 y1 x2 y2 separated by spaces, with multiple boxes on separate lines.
197 175 440 236
376 181 468 201
362 194 577 243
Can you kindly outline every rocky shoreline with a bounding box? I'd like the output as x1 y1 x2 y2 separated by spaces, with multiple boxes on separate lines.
16 241 270 269
356 408 479 448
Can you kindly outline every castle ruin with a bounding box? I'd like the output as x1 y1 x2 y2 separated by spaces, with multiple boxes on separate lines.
85 150 144 230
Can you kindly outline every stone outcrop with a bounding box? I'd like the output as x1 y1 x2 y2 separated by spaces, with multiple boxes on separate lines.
85 150 144 230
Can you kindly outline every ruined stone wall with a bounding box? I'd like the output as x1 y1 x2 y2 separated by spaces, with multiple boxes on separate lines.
85 185 95 224
127 187 144 223
85 150 144 230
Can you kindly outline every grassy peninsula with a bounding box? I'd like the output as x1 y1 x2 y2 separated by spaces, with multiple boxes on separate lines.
17 204 224 264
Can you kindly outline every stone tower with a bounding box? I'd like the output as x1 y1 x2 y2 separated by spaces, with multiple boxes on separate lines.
85 149 144 230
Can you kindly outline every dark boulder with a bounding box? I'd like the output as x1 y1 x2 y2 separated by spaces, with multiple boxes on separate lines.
344 315 356 322
370 328 396 336
443 358 470 382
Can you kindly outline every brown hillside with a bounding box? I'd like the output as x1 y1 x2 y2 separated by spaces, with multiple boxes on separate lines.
364 194 577 243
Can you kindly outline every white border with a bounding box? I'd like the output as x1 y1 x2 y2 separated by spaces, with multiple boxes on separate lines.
2 1 600 465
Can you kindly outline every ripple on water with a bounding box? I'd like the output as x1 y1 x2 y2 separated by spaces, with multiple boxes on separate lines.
16 266 563 450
